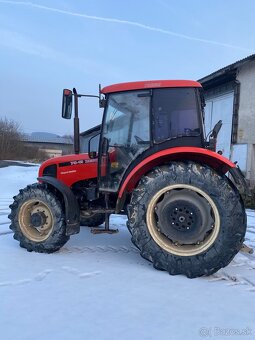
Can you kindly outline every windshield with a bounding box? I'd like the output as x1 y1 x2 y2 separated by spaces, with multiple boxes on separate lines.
100 90 150 191
104 91 150 147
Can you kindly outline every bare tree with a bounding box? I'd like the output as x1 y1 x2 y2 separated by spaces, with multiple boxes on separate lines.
62 134 74 155
62 134 74 143
0 117 23 160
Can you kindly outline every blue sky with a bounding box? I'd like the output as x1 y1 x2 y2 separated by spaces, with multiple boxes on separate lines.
0 0 254 135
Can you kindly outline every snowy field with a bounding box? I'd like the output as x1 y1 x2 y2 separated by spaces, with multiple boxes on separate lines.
0 164 255 340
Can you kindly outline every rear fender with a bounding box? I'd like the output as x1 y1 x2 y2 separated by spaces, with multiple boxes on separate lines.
118 147 236 202
38 176 80 236
229 166 251 198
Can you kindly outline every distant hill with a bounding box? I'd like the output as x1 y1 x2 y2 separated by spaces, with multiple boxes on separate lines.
23 132 73 145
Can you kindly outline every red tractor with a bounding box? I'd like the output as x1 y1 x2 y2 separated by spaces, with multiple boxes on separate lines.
9 80 248 278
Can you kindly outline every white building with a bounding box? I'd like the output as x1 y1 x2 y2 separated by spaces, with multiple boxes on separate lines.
199 54 255 188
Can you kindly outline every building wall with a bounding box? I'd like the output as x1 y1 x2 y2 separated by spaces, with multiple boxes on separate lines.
202 70 255 187
23 142 73 157
237 60 255 144
204 90 234 159
237 61 255 186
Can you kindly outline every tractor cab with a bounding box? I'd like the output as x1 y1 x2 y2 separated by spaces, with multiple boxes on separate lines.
62 80 206 193
98 81 205 192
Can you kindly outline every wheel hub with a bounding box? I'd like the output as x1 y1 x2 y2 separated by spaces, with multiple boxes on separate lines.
30 212 47 228
166 200 200 235
155 189 214 245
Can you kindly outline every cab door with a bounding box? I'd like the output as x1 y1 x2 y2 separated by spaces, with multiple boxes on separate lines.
98 90 151 192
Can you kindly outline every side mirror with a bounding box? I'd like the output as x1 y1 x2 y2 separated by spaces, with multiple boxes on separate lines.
89 151 98 159
62 89 73 119
88 132 100 159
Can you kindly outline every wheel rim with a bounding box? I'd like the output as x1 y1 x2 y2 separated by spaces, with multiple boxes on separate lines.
146 184 220 256
18 199 54 242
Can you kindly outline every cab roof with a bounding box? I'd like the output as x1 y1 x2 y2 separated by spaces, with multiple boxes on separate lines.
101 80 202 94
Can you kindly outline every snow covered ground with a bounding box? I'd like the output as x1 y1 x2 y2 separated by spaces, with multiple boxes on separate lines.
0 164 255 340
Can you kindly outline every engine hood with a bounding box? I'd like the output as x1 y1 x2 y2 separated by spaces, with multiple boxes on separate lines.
38 153 98 182
40 153 91 169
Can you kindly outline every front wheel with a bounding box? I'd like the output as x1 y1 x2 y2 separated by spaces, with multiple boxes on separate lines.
127 162 246 278
9 184 69 253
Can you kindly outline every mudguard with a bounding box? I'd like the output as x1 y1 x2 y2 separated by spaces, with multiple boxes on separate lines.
38 176 80 236
229 166 251 198
118 147 241 200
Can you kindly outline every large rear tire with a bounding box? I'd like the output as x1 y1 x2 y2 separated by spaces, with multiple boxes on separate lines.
8 184 69 253
127 162 246 278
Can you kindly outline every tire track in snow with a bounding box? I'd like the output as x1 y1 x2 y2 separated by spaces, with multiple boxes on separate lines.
208 253 255 291
209 272 255 292
0 203 12 218
60 245 139 254
0 230 12 236
0 269 52 287
61 266 101 278
0 279 32 287
0 221 11 225
0 202 11 235
209 210 255 290
0 194 14 237
0 215 11 235
0 267 100 288
246 229 255 235
0 221 9 226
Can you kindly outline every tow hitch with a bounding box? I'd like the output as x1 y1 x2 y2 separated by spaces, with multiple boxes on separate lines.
240 243 254 254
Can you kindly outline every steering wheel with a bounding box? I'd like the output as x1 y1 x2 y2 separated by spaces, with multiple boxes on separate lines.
134 135 150 145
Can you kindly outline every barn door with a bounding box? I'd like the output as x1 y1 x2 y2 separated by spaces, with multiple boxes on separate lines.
204 93 234 158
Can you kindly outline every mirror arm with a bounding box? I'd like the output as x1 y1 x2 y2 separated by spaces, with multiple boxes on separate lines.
78 94 100 99
76 93 105 108
73 88 80 154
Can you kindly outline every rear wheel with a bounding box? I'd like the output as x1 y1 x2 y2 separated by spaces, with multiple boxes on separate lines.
127 162 246 278
80 210 105 227
9 184 69 253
